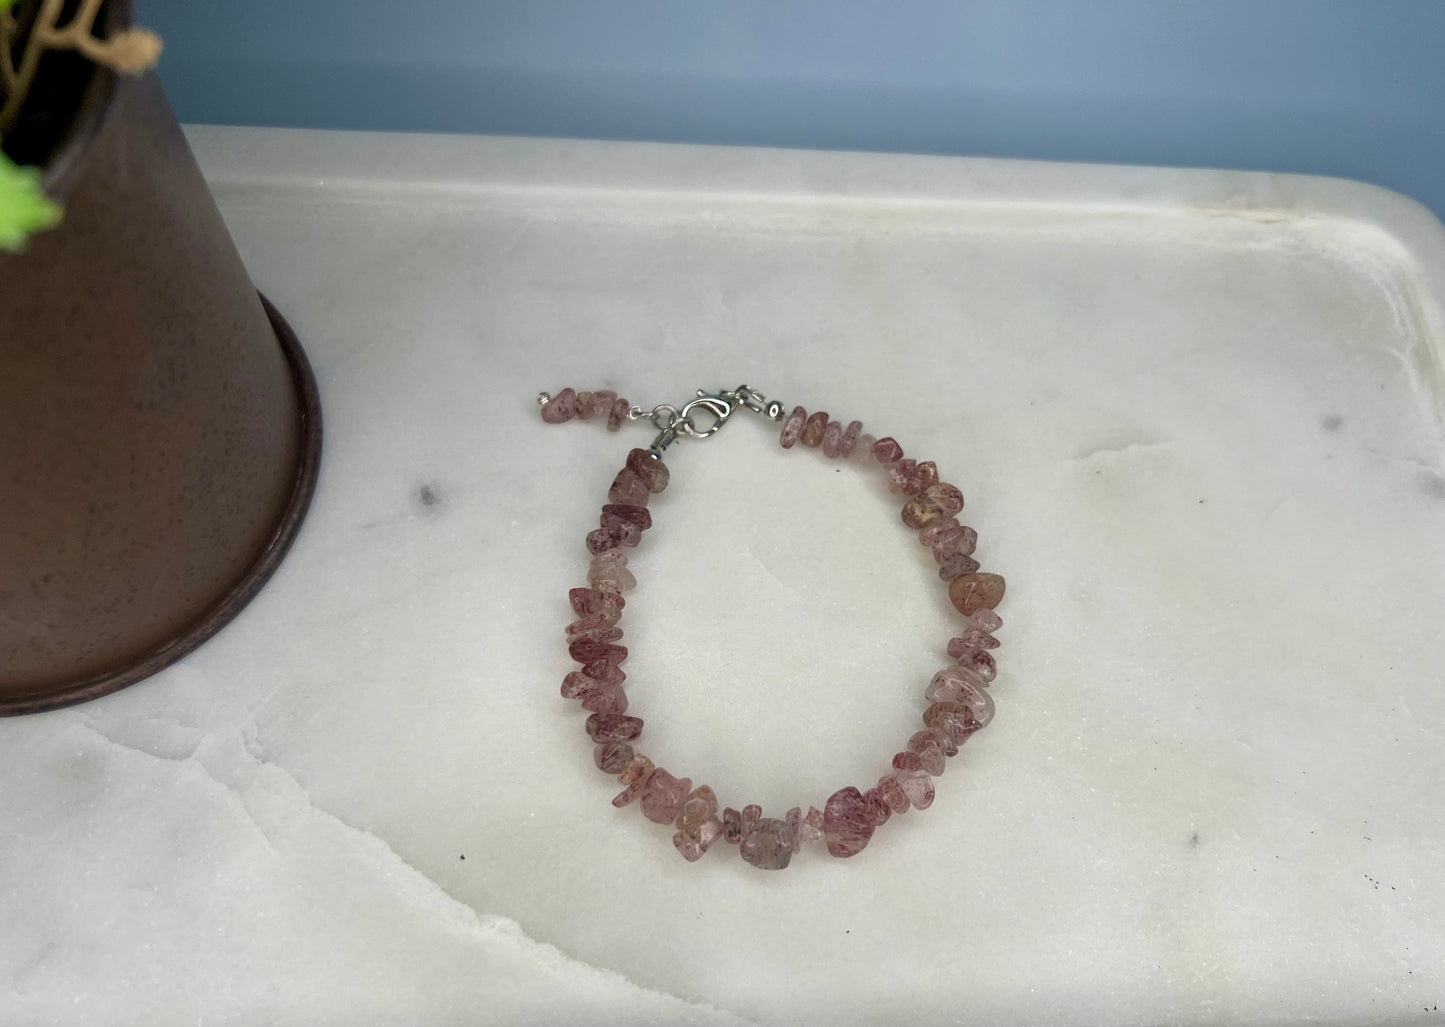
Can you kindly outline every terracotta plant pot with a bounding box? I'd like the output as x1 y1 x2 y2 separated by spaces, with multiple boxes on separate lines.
0 25 322 714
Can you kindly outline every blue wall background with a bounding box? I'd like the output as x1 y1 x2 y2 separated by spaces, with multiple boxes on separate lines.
144 1 1445 221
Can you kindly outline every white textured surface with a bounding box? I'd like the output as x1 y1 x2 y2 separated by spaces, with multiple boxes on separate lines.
4 129 1445 1026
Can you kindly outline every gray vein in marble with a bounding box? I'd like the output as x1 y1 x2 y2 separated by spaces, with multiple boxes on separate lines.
72 714 753 1026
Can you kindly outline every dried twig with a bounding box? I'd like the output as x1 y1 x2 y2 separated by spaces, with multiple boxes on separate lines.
0 0 162 135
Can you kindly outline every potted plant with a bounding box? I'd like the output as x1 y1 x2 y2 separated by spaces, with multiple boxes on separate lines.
0 0 322 715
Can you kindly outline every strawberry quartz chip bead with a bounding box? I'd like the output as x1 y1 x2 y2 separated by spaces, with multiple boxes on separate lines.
823 787 876 857
539 384 1008 868
949 572 1007 617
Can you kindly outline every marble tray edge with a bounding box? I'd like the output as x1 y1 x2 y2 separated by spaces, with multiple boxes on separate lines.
184 125 1445 436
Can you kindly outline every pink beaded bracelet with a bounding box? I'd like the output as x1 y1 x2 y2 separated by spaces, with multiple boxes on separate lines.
540 384 1005 870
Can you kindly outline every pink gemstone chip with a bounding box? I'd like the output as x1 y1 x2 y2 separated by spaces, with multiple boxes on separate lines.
800 412 829 447
949 572 1006 617
579 682 628 714
822 420 845 457
607 397 630 432
886 459 918 495
586 712 643 742
937 553 982 581
739 817 794 870
875 773 910 814
923 700 985 743
595 741 634 773
823 786 875 858
608 468 650 507
779 406 808 449
640 769 692 824
612 755 655 807
588 554 637 593
896 769 935 810
946 627 1000 658
722 807 743 844
798 806 826 845
568 638 627 664
580 659 626 685
852 434 877 464
569 588 624 620
560 671 596 699
626 448 670 493
541 388 578 423
873 437 904 464
839 420 864 457
863 787 892 826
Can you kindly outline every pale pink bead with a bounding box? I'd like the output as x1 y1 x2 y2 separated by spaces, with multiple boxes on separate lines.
947 625 1000 657
588 555 636 593
586 712 643 742
779 406 807 448
839 420 863 456
742 804 762 834
607 397 630 431
823 787 874 857
560 671 596 699
576 391 596 419
798 806 825 845
673 817 723 862
897 769 935 810
565 612 617 637
821 420 845 457
907 736 946 776
852 433 877 464
800 412 828 447
949 572 1006 617
580 659 625 685
911 462 939 493
676 785 720 829
886 459 918 494
569 588 624 620
541 388 577 423
953 648 997 682
640 769 692 824
873 437 903 463
591 390 617 416
910 726 958 759
568 637 626 663
970 609 1004 633
612 755 654 807
875 773 910 814
892 750 924 773
929 523 978 561
937 553 981 581
926 664 991 702
722 807 743 844
863 787 893 825
626 448 670 493
579 681 628 714
608 468 650 507
697 818 724 849
739 817 794 870
924 698 989 741
565 621 622 644
599 503 651 547
785 806 803 848
594 741 634 773
919 518 961 548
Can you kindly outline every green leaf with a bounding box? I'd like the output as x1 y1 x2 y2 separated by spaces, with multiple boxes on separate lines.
0 0 15 13
0 149 63 251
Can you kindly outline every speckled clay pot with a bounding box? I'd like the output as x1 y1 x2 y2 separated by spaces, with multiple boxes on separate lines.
0 61 322 713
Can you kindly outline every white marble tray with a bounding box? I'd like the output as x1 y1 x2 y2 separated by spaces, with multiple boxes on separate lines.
4 128 1444 1026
